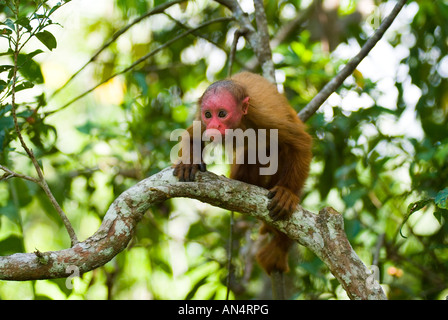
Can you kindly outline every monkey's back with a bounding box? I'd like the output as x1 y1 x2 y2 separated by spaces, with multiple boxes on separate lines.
230 72 301 128
231 72 311 153
230 72 305 138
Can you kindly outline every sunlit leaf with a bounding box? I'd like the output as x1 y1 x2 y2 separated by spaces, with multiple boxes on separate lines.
35 30 57 51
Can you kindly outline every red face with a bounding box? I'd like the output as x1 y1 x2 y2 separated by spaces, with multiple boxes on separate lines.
201 90 249 137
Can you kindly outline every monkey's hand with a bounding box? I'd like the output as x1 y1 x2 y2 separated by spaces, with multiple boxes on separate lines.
267 186 299 221
173 162 207 182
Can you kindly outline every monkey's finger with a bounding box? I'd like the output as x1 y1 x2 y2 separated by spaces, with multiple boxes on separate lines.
178 168 186 182
267 197 278 211
267 191 276 199
269 205 284 221
279 194 292 218
182 166 192 182
189 165 198 182
268 201 281 216
199 163 207 172
286 197 298 214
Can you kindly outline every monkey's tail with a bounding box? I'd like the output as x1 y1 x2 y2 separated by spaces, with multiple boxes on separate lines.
256 223 293 299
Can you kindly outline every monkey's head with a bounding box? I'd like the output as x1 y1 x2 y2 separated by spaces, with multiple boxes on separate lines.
199 80 250 137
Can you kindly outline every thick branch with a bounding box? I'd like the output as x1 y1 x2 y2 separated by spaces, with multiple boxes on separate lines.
245 1 315 71
215 0 275 81
253 0 275 81
0 168 386 300
298 0 407 122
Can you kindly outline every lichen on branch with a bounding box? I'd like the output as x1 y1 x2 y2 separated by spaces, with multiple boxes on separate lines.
0 167 386 300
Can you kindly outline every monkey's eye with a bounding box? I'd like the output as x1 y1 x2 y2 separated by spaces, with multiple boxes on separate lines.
204 111 212 119
218 110 227 118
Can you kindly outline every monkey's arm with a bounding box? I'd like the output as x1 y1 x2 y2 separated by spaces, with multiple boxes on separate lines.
172 123 207 181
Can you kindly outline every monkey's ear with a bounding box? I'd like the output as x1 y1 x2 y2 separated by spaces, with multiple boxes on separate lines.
242 96 250 114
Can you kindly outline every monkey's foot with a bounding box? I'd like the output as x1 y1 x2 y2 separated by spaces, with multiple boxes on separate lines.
267 186 299 221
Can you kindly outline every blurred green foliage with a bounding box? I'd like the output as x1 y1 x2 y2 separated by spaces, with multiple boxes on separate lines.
0 0 447 300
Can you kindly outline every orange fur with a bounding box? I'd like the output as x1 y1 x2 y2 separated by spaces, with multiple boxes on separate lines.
229 72 312 274
174 72 312 274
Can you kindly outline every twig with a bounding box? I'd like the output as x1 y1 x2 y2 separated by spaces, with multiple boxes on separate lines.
227 28 247 77
298 0 408 122
372 232 385 266
226 210 235 300
46 17 231 116
270 271 285 300
0 165 39 184
49 0 189 99
10 14 78 246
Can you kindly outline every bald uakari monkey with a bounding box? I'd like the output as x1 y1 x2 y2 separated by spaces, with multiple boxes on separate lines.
173 72 312 274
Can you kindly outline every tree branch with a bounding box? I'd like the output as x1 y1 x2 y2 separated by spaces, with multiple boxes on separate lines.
298 0 408 122
253 0 275 81
245 0 316 71
227 28 247 77
215 0 275 81
0 168 386 300
0 164 39 184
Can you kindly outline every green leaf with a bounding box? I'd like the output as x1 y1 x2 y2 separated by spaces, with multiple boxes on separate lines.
0 28 13 37
17 52 44 83
434 208 448 224
0 130 5 151
343 188 366 207
399 199 433 238
26 49 44 59
0 199 20 224
435 188 448 209
16 17 31 31
49 3 63 16
0 116 14 131
0 65 13 73
14 81 34 92
13 179 33 207
0 235 24 255
0 104 12 116
3 19 15 31
35 30 57 51
0 79 7 93
17 109 34 118
185 275 208 300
